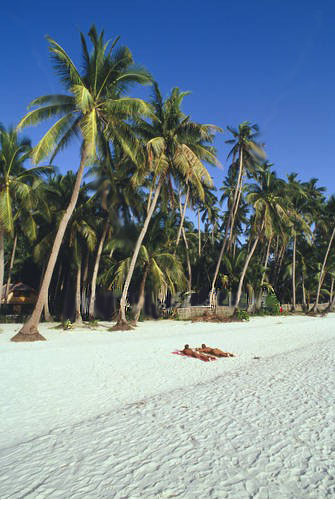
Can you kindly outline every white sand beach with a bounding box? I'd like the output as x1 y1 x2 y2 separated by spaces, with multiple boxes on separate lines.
0 315 335 498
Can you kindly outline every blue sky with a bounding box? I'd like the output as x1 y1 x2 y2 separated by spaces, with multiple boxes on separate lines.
1 0 335 195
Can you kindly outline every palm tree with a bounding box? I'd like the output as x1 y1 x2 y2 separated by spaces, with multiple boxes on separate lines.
86 151 144 320
209 122 265 307
67 178 96 323
4 178 50 304
311 196 335 313
234 170 293 310
0 125 52 311
115 83 220 328
111 213 186 323
11 26 151 341
285 174 312 310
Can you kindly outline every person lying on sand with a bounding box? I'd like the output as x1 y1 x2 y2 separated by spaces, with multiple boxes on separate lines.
196 344 235 358
182 345 216 361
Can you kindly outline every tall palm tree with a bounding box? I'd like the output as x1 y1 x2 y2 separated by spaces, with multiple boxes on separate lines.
86 151 144 320
67 178 96 323
0 126 51 310
11 26 151 341
311 196 335 312
209 122 265 307
115 83 220 328
4 177 50 304
285 174 309 310
234 170 293 310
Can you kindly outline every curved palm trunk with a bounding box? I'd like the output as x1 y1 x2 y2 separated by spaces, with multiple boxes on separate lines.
311 225 335 313
11 147 87 342
5 233 17 302
291 234 297 311
134 263 149 323
0 229 4 311
74 261 82 324
234 228 262 311
209 148 244 307
116 175 163 328
88 222 109 321
175 185 189 250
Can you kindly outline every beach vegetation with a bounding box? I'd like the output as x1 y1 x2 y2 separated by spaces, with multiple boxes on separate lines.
0 25 334 339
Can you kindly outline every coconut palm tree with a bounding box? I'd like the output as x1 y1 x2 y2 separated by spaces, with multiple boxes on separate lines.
209 122 265 307
115 83 220 328
67 179 96 323
311 195 335 313
86 151 145 320
0 125 52 311
111 213 186 323
234 170 293 310
4 178 51 304
11 26 151 341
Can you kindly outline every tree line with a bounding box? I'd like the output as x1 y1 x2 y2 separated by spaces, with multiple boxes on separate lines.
1 26 334 342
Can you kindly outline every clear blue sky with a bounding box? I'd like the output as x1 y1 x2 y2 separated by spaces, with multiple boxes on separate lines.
1 0 335 195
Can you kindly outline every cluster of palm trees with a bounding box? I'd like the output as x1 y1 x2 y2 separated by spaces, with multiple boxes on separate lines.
1 26 334 342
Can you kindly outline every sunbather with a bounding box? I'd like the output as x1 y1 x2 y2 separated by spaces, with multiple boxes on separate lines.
196 344 235 357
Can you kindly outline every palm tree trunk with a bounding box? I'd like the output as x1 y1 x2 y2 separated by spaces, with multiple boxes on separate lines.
5 233 17 302
0 229 4 311
75 261 82 324
209 148 244 307
81 251 89 318
330 276 334 304
134 263 149 323
38 263 52 322
302 272 307 311
88 222 109 320
178 196 192 293
246 284 255 312
175 185 189 250
228 148 244 249
324 286 335 313
234 228 263 311
274 243 286 290
291 234 297 311
256 237 272 311
116 175 163 328
182 226 192 293
43 294 52 322
198 208 201 257
11 147 87 341
311 225 335 313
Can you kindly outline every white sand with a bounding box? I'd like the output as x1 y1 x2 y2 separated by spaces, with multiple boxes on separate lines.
0 315 334 498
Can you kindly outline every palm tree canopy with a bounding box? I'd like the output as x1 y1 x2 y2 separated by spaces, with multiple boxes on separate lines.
17 25 152 164
136 82 222 203
0 125 53 235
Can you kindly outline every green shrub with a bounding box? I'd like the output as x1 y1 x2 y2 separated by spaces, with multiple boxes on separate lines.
265 293 280 315
62 319 73 330
236 309 250 321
